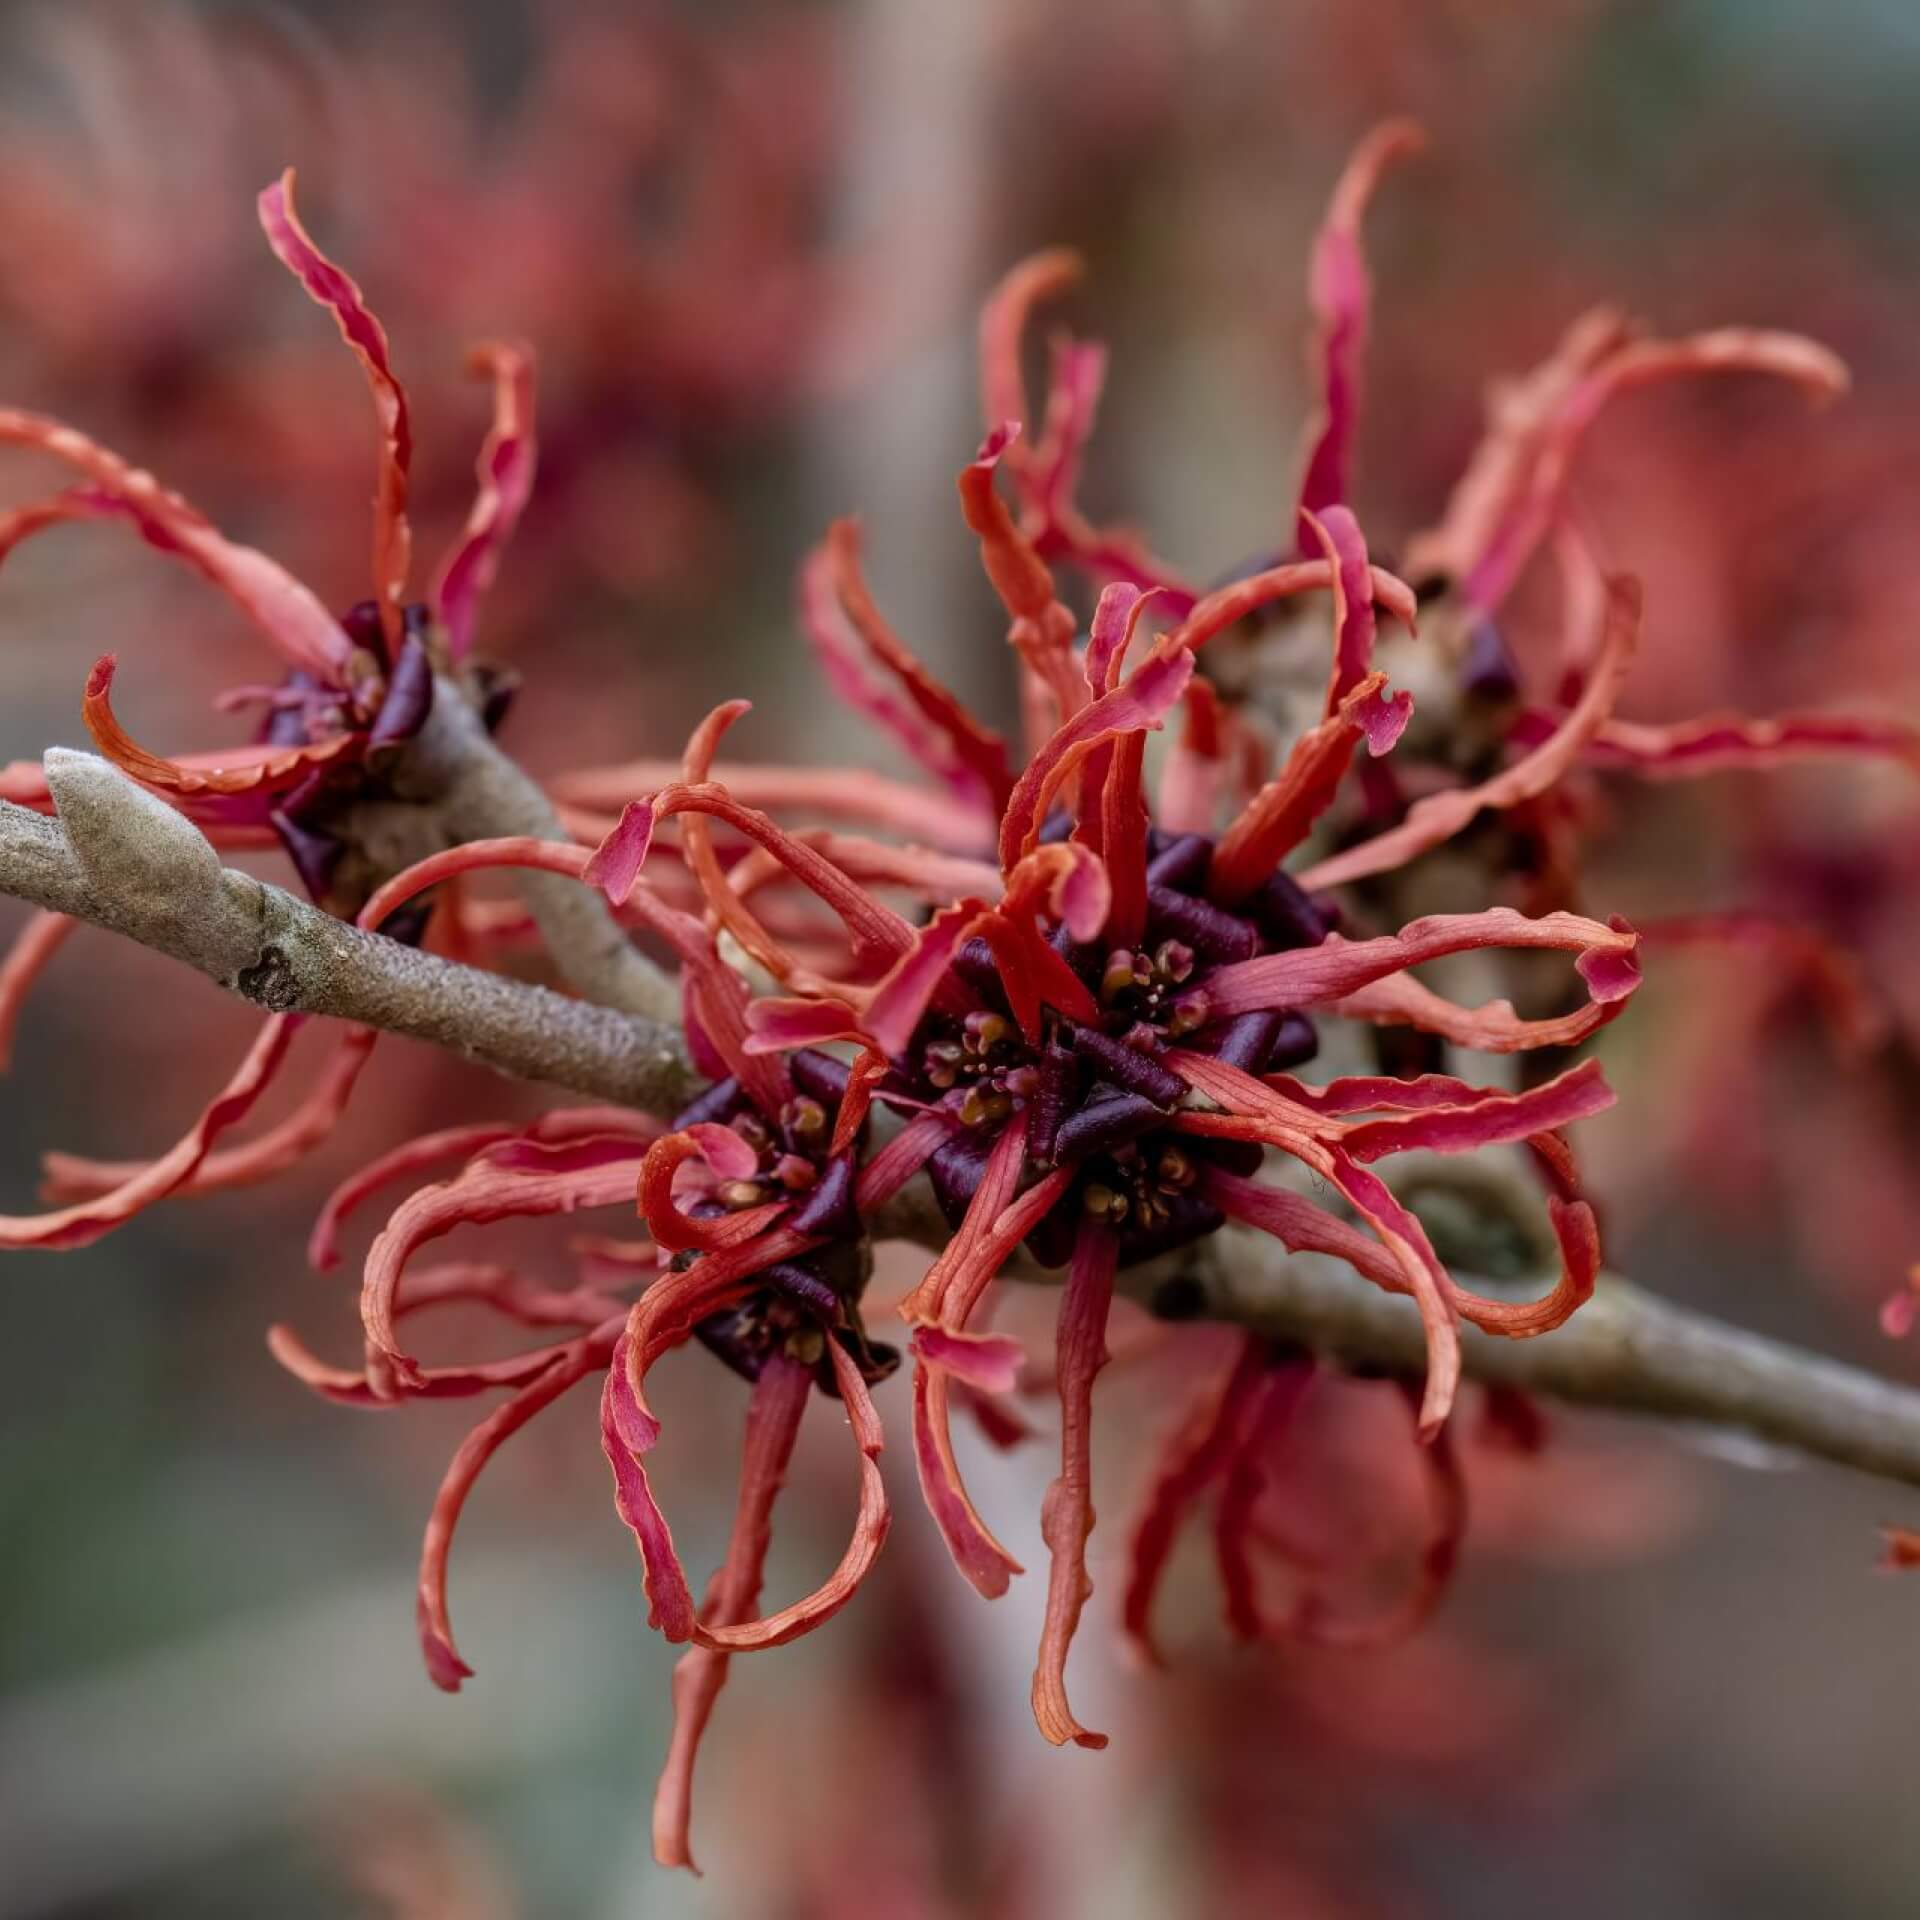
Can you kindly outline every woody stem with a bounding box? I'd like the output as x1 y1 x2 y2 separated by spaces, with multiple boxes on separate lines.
6 751 1920 1501
0 755 696 1112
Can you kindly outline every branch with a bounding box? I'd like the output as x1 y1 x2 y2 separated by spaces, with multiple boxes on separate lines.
338 679 681 1024
1180 1232 1920 1494
870 1181 1920 1495
10 734 1920 1503
0 754 698 1114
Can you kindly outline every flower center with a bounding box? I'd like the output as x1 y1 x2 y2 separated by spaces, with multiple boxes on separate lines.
669 1052 892 1389
906 826 1333 1266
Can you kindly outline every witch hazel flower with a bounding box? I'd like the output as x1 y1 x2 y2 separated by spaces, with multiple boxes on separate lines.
977 122 1913 875
0 173 536 1248
973 122 1920 1314
254 791 949 1872
582 429 1643 1757
2 171 535 852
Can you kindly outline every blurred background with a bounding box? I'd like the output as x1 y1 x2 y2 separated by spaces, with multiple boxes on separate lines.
3 0 1920 1913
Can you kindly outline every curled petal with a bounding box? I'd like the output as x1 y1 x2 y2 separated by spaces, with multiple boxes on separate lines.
767 831 1002 903
1201 1166 1404 1293
308 1127 493 1260
603 1229 874 1655
850 841 1110 1061
802 522 1013 811
270 1316 601 1407
638 1127 785 1253
1157 678 1227 835
1084 582 1149 697
1031 1220 1118 1750
1301 567 1642 890
417 1337 608 1691
842 904 978 1057
1243 1379 1466 1649
602 1333 697 1643
960 425 1063 624
910 1325 1026 1393
667 766 923 976
1264 1069 1562 1118
693 1340 889 1652
258 169 412 654
551 760 990 855
1095 726 1151 951
0 484 125 567
42 1023 376 1205
1321 1154 1459 1436
653 1353 812 1874
382 1260 624 1328
1207 670 1402 905
642 768 917 990
1031 337 1110 528
1161 557 1417 659
1295 119 1426 532
1337 1058 1616 1162
904 1118 1060 1594
0 1014 299 1250
913 1358 1024 1599
1200 907 1641 1024
0 409 353 680
1329 968 1622 1054
1456 1190 1601 1338
1302 505 1395 718
745 994 870 1055
0 910 74 1072
1405 306 1627 592
829 1048 891 1156
854 1111 952 1214
1214 1355 1318 1639
910 1161 1077 1596
433 342 536 661
999 646 1195 868
355 827 787 1116
1575 708 1920 780
1077 585 1163 945
1202 1159 1597 1343
580 800 655 906
362 1150 647 1390
1122 1336 1272 1665
83 656 360 800
1414 314 1847 610
901 1114 1031 1327
978 248 1084 473
311 1117 610 1269
958 427 1084 731
944 1161 1082 1326
975 253 1194 607
1164 1052 1459 1432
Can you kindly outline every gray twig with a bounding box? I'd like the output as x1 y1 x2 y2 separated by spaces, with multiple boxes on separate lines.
338 679 681 1023
9 742 1920 1504
1 755 695 1113
1180 1236 1920 1495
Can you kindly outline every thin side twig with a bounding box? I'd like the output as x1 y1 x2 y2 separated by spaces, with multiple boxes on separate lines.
339 678 681 1023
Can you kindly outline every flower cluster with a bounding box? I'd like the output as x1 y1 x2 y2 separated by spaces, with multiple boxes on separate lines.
5 116 1908 1880
0 171 541 1249
254 130 1651 1860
